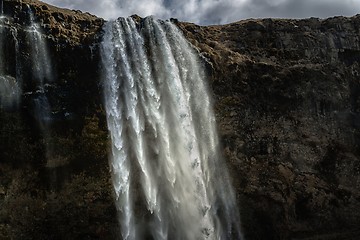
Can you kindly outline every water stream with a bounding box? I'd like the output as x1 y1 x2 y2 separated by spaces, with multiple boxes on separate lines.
0 5 21 109
101 17 242 240
26 6 53 88
25 6 56 175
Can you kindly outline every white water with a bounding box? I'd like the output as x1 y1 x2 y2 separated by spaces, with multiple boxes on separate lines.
24 6 54 129
25 6 56 170
0 8 21 109
26 6 53 88
101 17 242 240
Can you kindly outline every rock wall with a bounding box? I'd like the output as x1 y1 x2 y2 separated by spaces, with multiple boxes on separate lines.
1 0 360 239
0 1 117 239
178 17 360 239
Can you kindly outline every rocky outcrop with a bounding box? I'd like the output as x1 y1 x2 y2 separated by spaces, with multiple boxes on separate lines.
1 0 360 239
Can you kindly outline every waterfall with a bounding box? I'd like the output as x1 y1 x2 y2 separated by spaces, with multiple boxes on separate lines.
24 6 53 128
25 6 57 173
26 6 53 88
0 7 21 109
0 4 54 125
101 17 242 240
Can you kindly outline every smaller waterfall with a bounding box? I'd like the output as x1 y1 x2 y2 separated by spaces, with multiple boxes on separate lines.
25 6 53 126
0 7 21 109
25 6 57 173
26 6 53 87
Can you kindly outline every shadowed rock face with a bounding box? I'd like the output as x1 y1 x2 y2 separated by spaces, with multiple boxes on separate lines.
1 0 360 239
0 1 116 239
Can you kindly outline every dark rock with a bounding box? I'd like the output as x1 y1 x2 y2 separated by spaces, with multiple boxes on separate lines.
177 15 360 240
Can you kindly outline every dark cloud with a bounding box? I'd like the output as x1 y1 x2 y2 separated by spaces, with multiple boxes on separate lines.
43 0 360 25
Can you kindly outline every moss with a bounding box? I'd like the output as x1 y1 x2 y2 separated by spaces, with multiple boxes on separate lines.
1 166 117 239
79 115 109 162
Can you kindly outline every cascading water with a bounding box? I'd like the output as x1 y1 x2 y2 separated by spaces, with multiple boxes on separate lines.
25 6 53 127
25 6 57 174
26 6 53 89
0 5 21 109
101 17 242 240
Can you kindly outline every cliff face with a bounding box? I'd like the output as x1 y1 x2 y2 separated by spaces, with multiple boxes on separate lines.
0 1 116 239
178 17 360 239
1 0 360 239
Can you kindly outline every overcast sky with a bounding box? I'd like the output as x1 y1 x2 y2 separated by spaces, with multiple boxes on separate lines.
43 0 360 25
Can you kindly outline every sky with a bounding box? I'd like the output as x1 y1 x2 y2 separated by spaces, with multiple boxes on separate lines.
42 0 360 25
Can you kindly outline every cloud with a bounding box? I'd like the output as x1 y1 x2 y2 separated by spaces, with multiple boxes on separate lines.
42 0 360 25
245 0 359 19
